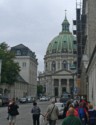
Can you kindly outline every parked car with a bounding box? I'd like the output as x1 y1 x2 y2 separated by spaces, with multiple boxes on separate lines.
0 95 9 106
39 96 48 101
55 102 64 118
26 96 33 103
60 93 71 105
19 97 27 103
45 96 50 101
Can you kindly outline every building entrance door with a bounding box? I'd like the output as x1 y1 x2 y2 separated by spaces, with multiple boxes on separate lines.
62 87 66 94
54 88 58 96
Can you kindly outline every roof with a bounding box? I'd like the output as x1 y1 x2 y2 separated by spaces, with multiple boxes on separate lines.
46 16 76 55
11 44 37 62
16 74 29 84
46 33 76 54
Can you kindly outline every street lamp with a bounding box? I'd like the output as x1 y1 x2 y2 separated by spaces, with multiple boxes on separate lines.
72 72 77 97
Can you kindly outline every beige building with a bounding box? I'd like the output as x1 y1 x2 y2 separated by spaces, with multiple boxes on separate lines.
0 75 28 98
38 15 77 97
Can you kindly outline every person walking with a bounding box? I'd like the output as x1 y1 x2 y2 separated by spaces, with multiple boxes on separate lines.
62 107 82 125
45 98 59 125
88 104 96 125
78 102 89 125
63 100 71 118
8 98 19 125
31 102 41 125
66 104 79 117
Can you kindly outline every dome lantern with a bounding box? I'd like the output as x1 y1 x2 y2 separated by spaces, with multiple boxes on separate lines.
62 10 70 32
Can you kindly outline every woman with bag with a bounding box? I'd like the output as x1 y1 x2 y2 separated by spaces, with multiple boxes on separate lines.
8 98 19 125
45 98 59 125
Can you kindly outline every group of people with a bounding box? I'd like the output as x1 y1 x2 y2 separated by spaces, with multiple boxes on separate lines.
7 98 96 125
31 98 59 125
31 98 96 125
62 99 96 125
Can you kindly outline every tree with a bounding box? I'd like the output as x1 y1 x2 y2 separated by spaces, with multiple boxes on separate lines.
0 42 20 85
37 85 43 96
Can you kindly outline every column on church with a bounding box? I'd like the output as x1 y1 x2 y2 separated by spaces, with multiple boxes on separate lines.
60 60 62 70
59 79 61 97
52 79 54 96
67 79 70 93
46 80 49 96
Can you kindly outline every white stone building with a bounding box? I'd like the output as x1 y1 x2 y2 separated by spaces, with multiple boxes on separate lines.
11 44 38 97
38 15 77 97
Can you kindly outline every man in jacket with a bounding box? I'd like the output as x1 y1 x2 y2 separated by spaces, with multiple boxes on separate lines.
46 98 59 125
62 107 82 125
31 102 41 125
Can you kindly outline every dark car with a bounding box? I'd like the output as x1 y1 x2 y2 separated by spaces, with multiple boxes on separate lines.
0 95 9 106
19 97 27 103
60 93 71 105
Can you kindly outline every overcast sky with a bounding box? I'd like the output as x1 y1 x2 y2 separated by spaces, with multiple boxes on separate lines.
0 0 77 72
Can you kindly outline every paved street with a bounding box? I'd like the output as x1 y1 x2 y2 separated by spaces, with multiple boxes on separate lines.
0 101 63 125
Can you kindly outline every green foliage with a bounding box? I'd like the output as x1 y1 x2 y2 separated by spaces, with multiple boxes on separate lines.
0 42 20 85
37 85 43 95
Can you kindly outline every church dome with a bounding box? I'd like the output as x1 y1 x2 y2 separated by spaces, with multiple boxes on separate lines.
46 15 76 55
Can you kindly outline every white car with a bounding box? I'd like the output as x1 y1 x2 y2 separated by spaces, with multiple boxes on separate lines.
55 102 64 118
39 96 47 101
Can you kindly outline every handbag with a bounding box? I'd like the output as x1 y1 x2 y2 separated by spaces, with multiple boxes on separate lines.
47 105 55 121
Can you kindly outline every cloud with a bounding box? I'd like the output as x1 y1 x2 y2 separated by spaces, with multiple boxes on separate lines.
0 0 76 71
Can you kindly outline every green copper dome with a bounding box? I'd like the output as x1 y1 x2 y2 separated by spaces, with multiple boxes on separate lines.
46 15 76 55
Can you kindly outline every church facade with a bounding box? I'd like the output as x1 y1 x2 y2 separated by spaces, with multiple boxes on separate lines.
38 15 77 97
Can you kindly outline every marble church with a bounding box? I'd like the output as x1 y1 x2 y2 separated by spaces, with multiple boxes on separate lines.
38 14 77 97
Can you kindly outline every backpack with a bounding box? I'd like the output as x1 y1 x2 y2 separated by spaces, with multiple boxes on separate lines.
78 108 86 119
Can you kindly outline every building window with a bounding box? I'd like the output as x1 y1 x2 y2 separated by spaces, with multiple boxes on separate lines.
61 79 67 86
51 61 56 71
16 50 21 56
54 79 59 86
22 50 27 56
62 60 68 69
73 40 77 44
74 61 77 68
22 62 26 67
62 87 66 93
69 79 74 86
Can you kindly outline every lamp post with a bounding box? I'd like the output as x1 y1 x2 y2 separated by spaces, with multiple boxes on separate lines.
72 72 77 98
72 73 75 98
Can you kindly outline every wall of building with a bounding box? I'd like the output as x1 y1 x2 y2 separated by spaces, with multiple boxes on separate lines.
14 56 37 97
0 82 28 99
87 0 96 58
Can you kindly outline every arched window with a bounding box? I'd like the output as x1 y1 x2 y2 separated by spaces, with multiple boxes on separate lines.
62 60 68 69
51 61 56 71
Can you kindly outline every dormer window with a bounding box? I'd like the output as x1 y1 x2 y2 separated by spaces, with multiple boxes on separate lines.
16 50 21 56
